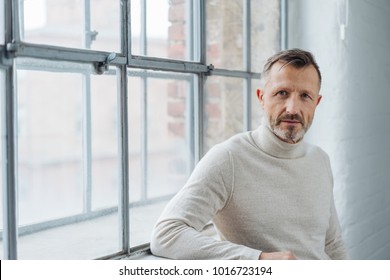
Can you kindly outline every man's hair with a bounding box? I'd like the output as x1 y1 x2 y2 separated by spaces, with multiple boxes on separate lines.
262 48 322 86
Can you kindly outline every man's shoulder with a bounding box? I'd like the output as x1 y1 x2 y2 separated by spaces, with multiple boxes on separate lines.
217 131 252 150
304 142 331 164
202 131 253 163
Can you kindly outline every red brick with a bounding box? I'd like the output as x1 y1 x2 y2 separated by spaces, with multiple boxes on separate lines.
168 122 185 138
169 23 185 41
206 82 221 99
168 43 185 59
168 101 185 118
169 0 185 4
168 83 187 99
169 3 186 22
207 43 220 62
167 82 178 98
206 103 221 119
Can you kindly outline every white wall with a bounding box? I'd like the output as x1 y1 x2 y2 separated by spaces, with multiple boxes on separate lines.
288 0 390 259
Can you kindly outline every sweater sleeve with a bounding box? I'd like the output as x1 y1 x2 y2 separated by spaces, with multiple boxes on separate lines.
150 145 261 260
325 197 349 259
318 149 349 259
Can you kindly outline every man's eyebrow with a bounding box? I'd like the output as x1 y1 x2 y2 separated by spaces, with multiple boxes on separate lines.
271 84 317 94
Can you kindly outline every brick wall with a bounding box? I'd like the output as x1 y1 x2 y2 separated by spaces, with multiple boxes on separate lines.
167 0 279 152
167 0 186 139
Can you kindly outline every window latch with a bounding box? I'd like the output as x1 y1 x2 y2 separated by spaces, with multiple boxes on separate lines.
95 52 117 74
206 64 215 76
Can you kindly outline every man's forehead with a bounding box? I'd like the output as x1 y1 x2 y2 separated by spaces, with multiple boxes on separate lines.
266 62 321 88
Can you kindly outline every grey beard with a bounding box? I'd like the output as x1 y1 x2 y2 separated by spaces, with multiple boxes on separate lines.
272 125 306 143
264 116 309 144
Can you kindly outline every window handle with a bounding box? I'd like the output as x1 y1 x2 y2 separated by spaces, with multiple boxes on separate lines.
95 52 117 74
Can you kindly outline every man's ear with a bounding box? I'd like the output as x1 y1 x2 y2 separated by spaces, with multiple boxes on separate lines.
316 94 322 106
257 89 265 108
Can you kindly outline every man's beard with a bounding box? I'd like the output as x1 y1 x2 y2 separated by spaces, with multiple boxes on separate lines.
266 113 311 144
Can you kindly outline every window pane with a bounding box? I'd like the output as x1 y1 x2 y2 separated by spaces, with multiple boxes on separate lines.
204 76 244 152
147 77 191 199
89 0 121 51
91 72 119 210
22 0 120 52
131 0 191 60
17 69 83 225
16 62 120 259
128 71 193 247
206 0 244 70
251 78 263 129
205 0 280 72
128 75 142 203
250 0 280 73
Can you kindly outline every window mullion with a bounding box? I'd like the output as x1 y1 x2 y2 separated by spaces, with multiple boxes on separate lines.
11 0 21 42
195 0 206 161
2 63 18 260
2 0 19 260
280 0 288 50
243 0 251 131
82 74 92 213
140 76 148 202
139 0 148 202
140 0 147 56
186 0 195 173
119 0 130 253
82 0 93 214
117 65 130 253
83 0 92 49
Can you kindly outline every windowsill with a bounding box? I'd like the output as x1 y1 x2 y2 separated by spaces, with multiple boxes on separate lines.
122 223 218 260
125 249 167 260
0 201 169 260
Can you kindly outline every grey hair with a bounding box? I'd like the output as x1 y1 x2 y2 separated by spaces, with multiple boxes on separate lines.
262 48 322 86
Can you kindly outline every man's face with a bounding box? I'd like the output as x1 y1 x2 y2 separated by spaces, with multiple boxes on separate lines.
257 61 322 144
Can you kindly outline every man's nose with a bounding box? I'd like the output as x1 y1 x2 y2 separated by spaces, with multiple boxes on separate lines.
285 97 300 115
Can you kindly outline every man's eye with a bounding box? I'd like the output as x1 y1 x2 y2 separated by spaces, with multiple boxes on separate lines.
277 91 287 96
302 93 312 100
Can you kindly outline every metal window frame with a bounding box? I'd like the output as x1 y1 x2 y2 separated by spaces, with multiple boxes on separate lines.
0 0 282 259
2 0 19 261
280 0 288 50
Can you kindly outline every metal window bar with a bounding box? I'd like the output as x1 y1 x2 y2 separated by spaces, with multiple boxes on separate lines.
139 0 148 203
119 0 130 254
1 0 19 260
118 65 130 254
194 0 206 161
186 0 195 172
280 0 288 50
1 60 18 260
243 0 251 132
82 0 93 214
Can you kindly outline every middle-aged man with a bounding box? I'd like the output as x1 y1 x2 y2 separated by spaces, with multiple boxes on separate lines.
150 48 349 260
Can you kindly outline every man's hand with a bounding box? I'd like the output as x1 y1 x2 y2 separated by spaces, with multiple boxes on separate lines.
259 251 297 260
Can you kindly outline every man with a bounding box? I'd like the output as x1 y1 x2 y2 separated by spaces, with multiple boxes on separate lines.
150 49 348 260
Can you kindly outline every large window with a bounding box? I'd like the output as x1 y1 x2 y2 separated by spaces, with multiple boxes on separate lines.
0 0 280 259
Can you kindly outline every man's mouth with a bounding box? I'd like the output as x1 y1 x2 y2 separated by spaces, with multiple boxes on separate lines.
277 114 304 126
280 119 301 124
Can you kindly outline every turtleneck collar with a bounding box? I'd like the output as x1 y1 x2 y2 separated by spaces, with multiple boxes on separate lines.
250 118 307 159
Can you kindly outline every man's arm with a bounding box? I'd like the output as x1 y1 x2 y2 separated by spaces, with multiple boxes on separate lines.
150 146 260 260
259 251 297 260
325 197 349 259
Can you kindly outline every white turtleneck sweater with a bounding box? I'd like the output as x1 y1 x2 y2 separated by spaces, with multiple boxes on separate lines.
150 123 348 260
